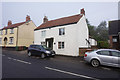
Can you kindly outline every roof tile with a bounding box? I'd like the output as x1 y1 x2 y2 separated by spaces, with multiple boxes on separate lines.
35 14 82 30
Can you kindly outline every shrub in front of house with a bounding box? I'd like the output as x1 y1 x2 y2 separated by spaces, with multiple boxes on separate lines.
97 41 110 49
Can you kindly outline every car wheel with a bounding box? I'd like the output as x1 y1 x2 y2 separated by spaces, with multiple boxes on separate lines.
91 59 100 67
41 53 46 59
28 52 32 57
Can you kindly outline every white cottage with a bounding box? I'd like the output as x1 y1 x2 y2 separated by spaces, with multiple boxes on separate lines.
34 8 90 56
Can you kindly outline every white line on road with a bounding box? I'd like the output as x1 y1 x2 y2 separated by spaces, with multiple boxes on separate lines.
13 59 17 61
8 57 12 59
45 66 99 80
16 59 31 64
7 56 31 65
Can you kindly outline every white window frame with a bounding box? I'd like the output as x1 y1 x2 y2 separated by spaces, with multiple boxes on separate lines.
41 30 46 37
113 38 117 42
10 28 14 34
41 42 46 45
58 42 64 49
59 28 65 35
9 37 14 44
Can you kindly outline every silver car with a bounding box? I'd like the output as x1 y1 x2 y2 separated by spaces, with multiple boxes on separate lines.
84 49 120 67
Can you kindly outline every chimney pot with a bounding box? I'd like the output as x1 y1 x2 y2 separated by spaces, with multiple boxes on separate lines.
80 8 85 15
8 20 12 26
26 15 31 21
43 16 48 23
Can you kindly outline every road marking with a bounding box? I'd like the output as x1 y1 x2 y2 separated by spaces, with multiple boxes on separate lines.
13 59 17 61
45 67 99 80
8 57 12 59
6 56 31 65
2 55 5 56
101 67 111 70
16 59 31 64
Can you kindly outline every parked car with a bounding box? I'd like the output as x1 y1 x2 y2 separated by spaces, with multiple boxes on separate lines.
27 44 56 58
84 49 120 67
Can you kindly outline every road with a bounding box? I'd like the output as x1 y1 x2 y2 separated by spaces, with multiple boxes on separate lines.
2 49 120 80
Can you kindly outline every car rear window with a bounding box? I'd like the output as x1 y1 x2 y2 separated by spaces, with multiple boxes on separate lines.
111 51 120 57
30 45 36 48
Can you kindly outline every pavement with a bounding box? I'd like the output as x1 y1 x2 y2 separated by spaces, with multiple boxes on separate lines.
1 49 120 80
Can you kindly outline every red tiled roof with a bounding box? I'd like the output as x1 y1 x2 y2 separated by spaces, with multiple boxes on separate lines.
1 21 26 30
35 14 83 30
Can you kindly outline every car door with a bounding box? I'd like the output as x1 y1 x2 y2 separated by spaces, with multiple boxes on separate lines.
29 45 35 54
32 45 38 55
35 45 41 56
97 50 112 65
110 51 120 67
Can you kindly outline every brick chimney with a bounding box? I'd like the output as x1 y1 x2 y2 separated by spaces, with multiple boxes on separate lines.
26 15 31 21
43 16 48 23
80 8 85 15
8 20 12 26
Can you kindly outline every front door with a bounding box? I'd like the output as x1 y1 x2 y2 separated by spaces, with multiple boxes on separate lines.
45 38 54 50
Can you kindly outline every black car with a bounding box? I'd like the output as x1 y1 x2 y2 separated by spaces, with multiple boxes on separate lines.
27 44 56 58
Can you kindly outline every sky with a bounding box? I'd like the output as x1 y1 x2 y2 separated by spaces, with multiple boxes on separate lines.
1 2 118 28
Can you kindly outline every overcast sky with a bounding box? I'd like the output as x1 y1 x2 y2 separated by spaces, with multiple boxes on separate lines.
1 2 118 28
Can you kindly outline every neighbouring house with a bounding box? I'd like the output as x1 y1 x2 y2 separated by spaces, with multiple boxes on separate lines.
89 36 97 48
109 20 120 50
34 8 97 56
0 15 36 48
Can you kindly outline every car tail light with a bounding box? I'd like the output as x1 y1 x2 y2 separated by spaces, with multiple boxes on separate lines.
84 54 87 57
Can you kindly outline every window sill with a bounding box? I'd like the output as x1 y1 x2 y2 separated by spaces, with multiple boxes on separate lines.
9 43 13 44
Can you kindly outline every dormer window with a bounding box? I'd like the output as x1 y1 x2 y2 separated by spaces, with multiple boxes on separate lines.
10 28 14 34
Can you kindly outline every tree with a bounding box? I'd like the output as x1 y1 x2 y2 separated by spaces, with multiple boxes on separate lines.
86 19 96 38
96 21 108 41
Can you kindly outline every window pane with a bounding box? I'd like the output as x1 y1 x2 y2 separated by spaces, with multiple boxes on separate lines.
111 51 120 57
58 42 61 49
59 28 65 35
9 37 13 44
5 29 7 34
99 51 110 56
41 30 46 37
62 42 64 48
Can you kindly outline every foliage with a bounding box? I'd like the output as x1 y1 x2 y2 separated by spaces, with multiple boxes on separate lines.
97 41 110 48
86 19 109 48
86 19 108 41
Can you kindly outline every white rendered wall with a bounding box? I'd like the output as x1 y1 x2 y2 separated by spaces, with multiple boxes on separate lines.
76 15 89 56
34 23 78 56
34 15 89 56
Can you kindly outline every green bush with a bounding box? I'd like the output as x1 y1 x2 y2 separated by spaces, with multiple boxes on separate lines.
97 41 109 49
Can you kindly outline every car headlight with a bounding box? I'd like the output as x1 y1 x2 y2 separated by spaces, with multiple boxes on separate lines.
46 51 50 54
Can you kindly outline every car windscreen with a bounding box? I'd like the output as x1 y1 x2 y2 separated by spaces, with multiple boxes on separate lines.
41 45 50 50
